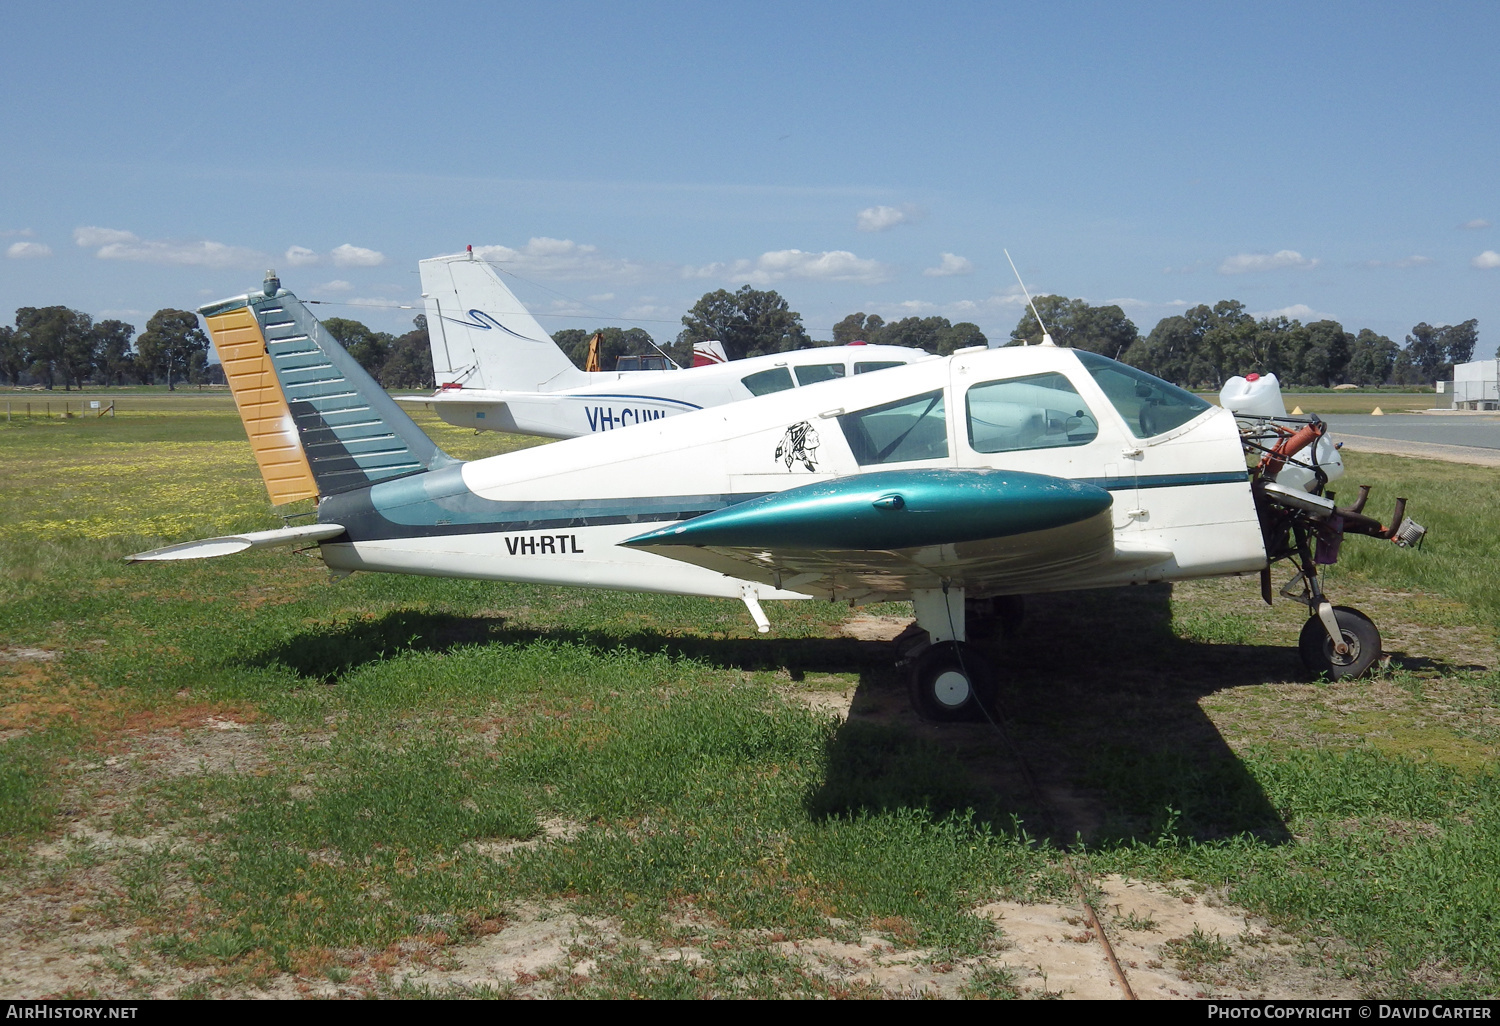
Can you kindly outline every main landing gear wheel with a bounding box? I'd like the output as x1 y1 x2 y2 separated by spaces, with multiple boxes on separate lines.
1298 606 1381 679
909 642 995 722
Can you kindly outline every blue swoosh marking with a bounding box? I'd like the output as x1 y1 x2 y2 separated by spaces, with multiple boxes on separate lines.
441 308 551 344
564 394 703 411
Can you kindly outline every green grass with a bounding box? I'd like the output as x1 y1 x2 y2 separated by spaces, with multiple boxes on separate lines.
3 408 1500 996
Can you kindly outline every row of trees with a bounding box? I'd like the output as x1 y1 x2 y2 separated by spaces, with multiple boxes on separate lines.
0 307 213 389
6 287 1481 394
1129 302 1480 388
542 286 992 370
321 316 435 390
1011 295 1481 388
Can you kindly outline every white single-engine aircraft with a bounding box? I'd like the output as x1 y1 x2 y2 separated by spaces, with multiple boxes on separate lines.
400 250 933 439
131 271 1426 720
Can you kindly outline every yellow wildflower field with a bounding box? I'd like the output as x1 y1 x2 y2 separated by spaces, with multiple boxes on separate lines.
0 438 282 544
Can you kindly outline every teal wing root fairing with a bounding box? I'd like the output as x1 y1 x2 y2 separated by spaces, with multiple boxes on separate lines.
623 469 1112 552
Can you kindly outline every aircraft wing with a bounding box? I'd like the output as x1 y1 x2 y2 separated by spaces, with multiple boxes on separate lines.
622 469 1167 602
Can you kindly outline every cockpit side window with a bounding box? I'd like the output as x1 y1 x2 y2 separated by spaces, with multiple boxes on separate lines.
794 363 846 385
838 389 949 465
741 367 795 396
965 373 1099 453
854 361 904 375
1075 350 1212 438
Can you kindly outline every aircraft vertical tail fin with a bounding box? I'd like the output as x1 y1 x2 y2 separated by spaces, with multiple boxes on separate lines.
692 340 728 367
200 272 456 504
419 251 588 393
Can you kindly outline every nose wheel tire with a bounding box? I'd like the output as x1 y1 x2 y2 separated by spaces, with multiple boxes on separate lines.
1298 605 1381 679
909 642 995 722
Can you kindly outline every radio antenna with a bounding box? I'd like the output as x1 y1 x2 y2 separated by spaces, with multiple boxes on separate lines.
1004 249 1055 346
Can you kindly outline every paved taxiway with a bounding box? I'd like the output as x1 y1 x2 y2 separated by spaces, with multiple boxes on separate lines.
1320 413 1500 466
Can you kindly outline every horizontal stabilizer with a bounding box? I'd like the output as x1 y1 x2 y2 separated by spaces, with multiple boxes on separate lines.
127 523 346 563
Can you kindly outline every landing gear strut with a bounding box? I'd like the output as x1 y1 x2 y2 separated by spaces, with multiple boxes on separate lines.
900 585 999 721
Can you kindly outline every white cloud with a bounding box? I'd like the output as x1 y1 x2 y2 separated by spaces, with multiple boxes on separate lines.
6 241 52 259
330 244 385 268
1459 219 1491 230
856 205 918 232
586 293 616 303
542 298 597 318
314 279 354 293
285 246 320 267
851 289 1028 328
74 226 264 268
1219 250 1318 275
622 304 675 320
73 226 138 247
922 252 973 277
1252 303 1328 321
1105 297 1150 310
472 237 644 281
1363 255 1435 269
1473 250 1500 269
348 297 418 310
684 249 891 286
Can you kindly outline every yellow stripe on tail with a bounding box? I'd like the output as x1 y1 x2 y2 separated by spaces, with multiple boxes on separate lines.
205 306 318 504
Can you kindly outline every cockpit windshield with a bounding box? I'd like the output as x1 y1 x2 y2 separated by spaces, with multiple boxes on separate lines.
1075 351 1212 438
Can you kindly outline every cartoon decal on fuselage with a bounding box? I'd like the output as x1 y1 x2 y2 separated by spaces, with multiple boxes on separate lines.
775 421 820 471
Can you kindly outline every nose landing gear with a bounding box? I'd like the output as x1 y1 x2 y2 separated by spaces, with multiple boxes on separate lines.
1247 415 1424 681
1298 605 1381 679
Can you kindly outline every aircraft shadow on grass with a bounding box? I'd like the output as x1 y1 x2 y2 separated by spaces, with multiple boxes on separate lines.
250 583 1296 848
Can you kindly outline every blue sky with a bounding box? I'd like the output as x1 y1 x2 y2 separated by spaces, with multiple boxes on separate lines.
3 1 1496 351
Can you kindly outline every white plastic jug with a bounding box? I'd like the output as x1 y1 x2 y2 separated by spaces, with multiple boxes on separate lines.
1279 435 1345 494
1219 373 1287 419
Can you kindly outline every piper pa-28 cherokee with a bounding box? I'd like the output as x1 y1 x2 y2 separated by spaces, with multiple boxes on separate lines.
398 250 932 439
130 270 1427 720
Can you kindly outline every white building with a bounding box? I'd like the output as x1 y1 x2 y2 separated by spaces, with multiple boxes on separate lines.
1450 358 1499 410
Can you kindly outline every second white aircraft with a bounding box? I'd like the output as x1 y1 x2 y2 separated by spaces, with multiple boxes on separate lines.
401 251 933 439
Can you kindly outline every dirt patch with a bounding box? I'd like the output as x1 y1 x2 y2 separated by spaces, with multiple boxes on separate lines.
840 615 912 642
393 906 619 996
0 648 57 663
979 876 1359 1000
468 817 585 858
779 685 858 720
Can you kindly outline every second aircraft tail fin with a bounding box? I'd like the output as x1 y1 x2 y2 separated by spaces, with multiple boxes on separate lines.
419 251 588 393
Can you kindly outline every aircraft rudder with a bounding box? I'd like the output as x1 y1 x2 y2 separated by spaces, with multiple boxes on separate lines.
200 272 455 504
419 252 586 391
